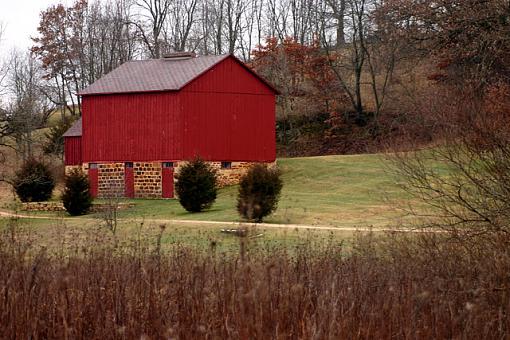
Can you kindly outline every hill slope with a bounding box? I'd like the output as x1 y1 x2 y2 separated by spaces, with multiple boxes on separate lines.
123 154 409 227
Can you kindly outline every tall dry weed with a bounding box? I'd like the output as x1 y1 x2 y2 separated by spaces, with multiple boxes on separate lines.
0 223 509 339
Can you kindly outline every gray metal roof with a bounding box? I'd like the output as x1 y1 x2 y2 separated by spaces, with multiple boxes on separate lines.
63 118 82 137
79 54 229 95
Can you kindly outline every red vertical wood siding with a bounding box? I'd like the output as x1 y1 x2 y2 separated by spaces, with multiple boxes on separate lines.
82 92 183 162
124 166 134 198
64 137 82 165
161 167 174 198
182 57 274 95
88 168 98 198
181 92 276 161
81 56 276 164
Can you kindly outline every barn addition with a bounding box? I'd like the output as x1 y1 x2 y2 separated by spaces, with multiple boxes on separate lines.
63 53 278 199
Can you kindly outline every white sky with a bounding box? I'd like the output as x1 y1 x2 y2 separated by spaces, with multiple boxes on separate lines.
0 0 75 58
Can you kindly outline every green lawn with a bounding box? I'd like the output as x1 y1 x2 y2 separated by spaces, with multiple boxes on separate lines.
3 154 417 227
0 153 424 251
115 153 411 227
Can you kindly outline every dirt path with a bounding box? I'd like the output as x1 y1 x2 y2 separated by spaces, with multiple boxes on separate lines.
0 210 432 233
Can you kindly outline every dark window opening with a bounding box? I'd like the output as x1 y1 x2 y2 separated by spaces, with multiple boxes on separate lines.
221 161 232 169
125 162 133 168
89 163 98 169
163 162 174 168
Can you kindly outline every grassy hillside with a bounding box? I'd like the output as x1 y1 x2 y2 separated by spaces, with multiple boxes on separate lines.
0 153 413 253
117 153 410 227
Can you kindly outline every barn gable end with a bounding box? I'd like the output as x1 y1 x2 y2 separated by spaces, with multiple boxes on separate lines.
182 56 276 95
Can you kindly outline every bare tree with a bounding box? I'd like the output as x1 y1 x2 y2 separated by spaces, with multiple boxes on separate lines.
225 0 245 54
84 0 137 83
319 0 366 116
290 0 314 44
324 0 346 46
99 191 121 235
239 0 256 60
391 84 510 240
200 0 247 55
33 0 138 118
198 1 211 55
0 23 13 153
213 0 226 54
5 51 52 160
0 23 8 98
165 0 199 52
320 0 400 119
134 0 172 58
266 0 291 41
193 0 222 55
32 2 80 116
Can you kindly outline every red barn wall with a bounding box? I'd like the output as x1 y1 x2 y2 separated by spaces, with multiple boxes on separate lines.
181 56 276 161
82 92 183 163
181 92 276 161
82 56 276 163
64 137 82 165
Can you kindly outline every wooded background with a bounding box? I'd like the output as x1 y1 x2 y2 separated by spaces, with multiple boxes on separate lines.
1 0 509 160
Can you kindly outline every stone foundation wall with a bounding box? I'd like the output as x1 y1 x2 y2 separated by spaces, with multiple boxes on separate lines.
67 160 275 199
134 162 162 198
98 163 125 198
21 202 135 212
64 165 84 175
173 161 276 188
217 162 256 187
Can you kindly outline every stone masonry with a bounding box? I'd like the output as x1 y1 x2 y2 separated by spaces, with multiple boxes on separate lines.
21 202 135 212
64 165 83 175
98 163 125 197
66 161 275 199
134 162 162 198
215 162 258 187
173 161 276 187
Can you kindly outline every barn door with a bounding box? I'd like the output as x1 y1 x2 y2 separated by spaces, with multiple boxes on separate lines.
124 162 134 198
88 163 98 198
161 162 174 198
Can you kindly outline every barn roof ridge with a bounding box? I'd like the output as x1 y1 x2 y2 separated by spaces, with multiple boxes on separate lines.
78 54 278 96
123 54 227 63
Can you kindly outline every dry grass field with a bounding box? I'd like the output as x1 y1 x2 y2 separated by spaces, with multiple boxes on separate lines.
1 218 508 339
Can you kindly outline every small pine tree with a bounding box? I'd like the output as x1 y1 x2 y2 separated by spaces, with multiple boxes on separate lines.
43 119 74 157
237 164 283 222
13 159 55 202
62 168 93 216
175 158 218 212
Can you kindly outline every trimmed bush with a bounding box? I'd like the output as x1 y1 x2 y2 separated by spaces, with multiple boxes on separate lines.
62 168 93 216
13 159 55 202
237 164 283 222
175 158 218 212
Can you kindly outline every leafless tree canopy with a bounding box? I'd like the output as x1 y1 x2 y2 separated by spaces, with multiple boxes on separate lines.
24 0 355 114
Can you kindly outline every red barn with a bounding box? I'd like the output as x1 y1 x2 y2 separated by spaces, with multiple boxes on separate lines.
63 53 278 198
